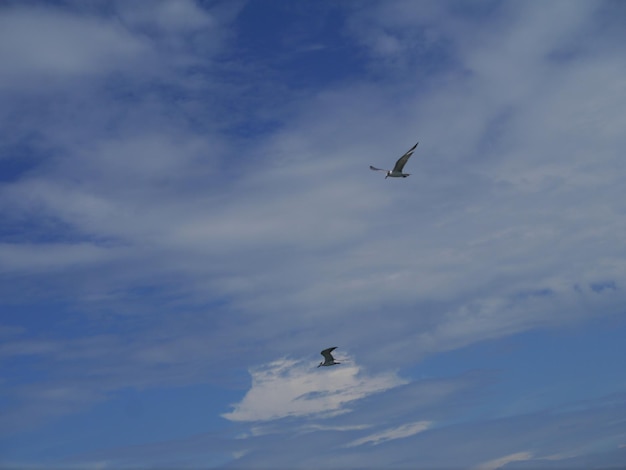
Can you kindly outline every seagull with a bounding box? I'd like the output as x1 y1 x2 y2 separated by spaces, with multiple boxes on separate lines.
318 347 340 367
370 142 419 178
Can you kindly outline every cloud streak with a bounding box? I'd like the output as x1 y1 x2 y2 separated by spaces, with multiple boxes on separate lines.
345 420 432 447
475 451 533 470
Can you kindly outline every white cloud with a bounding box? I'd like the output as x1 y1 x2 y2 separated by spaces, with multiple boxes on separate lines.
116 0 215 34
474 451 533 470
222 356 407 422
0 7 150 87
0 1 232 91
302 423 371 433
345 420 432 447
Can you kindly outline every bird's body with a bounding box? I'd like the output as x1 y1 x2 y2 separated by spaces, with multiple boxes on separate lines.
318 347 340 367
370 142 419 178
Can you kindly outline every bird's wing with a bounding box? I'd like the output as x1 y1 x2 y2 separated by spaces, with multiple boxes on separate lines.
370 165 387 172
392 142 419 173
321 347 337 361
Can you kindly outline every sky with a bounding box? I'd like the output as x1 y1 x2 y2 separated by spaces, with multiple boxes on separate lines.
1 0 626 468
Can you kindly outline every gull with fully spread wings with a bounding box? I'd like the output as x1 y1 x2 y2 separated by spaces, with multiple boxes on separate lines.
370 142 418 179
317 347 340 367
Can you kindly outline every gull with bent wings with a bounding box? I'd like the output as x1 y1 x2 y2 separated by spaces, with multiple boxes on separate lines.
370 142 418 179
318 347 341 368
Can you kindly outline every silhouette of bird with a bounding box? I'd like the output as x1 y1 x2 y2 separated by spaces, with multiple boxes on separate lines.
370 142 418 178
318 347 340 367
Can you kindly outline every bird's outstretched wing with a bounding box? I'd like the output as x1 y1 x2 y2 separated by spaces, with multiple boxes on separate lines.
370 165 387 172
392 142 419 173
321 347 337 361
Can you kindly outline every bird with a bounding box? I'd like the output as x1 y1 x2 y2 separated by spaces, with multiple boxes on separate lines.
318 347 340 367
370 142 419 178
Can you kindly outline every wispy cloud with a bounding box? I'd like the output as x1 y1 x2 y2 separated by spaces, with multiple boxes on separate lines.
223 355 407 422
301 423 371 433
475 451 533 470
0 6 149 87
345 420 431 447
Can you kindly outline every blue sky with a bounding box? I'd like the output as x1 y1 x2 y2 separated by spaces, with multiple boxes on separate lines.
1 0 626 468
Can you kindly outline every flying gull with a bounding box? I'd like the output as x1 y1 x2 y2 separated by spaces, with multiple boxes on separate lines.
370 142 418 178
318 347 340 367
